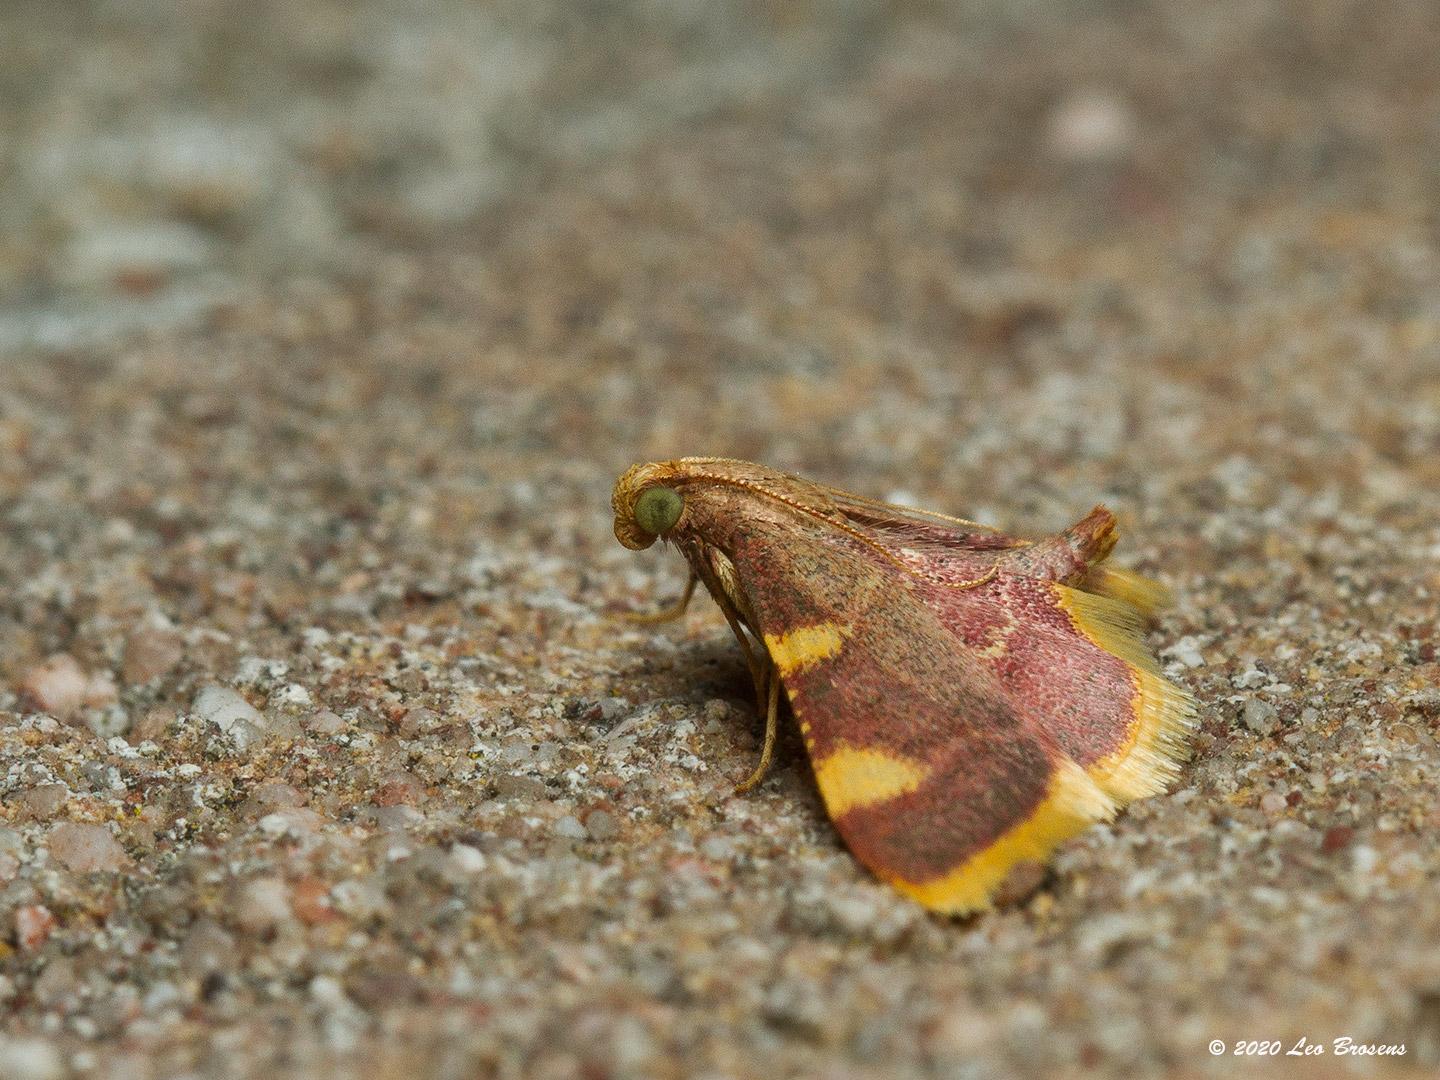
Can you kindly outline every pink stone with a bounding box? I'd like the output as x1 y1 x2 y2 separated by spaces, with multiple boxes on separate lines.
47 822 130 873
84 670 119 708
122 627 185 685
20 655 88 719
1260 791 1288 816
233 877 293 932
15 905 56 951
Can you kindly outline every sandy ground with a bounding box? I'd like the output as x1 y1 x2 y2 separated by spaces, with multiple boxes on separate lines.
3 2 1440 1077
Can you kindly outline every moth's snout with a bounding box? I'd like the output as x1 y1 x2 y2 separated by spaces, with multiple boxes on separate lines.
614 514 658 551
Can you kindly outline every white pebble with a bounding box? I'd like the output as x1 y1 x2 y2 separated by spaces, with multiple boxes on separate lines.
1047 89 1136 162
0 1037 65 1080
309 975 348 1008
1242 699 1279 736
448 844 487 874
1164 636 1205 668
553 815 587 840
233 877 293 932
192 686 267 749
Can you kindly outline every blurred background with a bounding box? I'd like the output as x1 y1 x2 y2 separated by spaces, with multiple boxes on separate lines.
3 2 1440 1078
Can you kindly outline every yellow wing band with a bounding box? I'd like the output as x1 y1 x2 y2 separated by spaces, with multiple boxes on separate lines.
763 622 848 676
812 745 930 818
887 758 1116 914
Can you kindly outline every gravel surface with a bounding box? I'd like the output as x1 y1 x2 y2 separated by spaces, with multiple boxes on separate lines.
3 2 1440 1077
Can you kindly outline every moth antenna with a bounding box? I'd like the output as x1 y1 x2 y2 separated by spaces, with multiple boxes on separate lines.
945 565 1000 591
825 487 1005 533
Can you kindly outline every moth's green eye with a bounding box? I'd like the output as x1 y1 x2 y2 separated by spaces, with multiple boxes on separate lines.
634 485 683 535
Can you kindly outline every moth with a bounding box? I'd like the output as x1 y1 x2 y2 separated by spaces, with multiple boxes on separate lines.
611 457 1196 914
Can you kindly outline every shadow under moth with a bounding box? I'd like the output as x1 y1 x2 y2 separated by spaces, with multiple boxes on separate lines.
611 457 1196 915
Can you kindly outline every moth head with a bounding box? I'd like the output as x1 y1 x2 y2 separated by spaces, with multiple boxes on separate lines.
612 462 688 550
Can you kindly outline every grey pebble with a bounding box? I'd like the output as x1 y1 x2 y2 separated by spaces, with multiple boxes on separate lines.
305 709 347 734
494 774 547 800
86 702 131 739
1242 698 1279 735
553 815 587 840
598 697 630 722
584 810 619 841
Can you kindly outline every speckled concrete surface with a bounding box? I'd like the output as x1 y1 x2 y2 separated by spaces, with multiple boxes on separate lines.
3 2 1440 1078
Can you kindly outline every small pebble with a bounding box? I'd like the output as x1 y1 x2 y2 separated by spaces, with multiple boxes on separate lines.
447 844 488 876
192 685 267 749
1242 698 1278 736
242 782 307 818
398 706 445 736
132 706 177 742
373 771 425 807
257 807 325 840
495 774 547 801
84 670 119 707
292 877 338 925
180 920 237 974
553 815 587 840
825 891 882 935
583 809 619 841
47 822 129 873
1322 826 1356 853
0 1037 66 1080
1046 89 1135 162
1259 791 1288 815
20 655 88 719
86 702 131 739
1351 845 1380 876
1164 637 1205 669
15 905 57 951
122 626 185 684
233 877 293 932
1232 665 1268 690
309 974 348 1008
305 709 347 734
598 697 629 723
330 880 386 920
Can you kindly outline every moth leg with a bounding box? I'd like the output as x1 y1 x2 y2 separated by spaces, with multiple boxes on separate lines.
687 544 778 782
618 570 698 624
688 544 766 703
733 662 781 794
